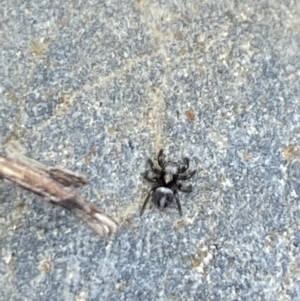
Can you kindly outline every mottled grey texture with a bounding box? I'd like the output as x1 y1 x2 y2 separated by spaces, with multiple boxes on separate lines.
1 0 300 300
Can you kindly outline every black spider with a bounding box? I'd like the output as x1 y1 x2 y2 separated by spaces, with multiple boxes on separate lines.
140 149 196 216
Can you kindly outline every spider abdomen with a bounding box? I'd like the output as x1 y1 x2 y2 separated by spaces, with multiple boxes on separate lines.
153 187 174 209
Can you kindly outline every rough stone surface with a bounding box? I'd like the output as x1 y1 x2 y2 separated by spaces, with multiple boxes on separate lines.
1 0 300 300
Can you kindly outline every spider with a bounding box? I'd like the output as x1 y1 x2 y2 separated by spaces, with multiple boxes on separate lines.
140 149 196 216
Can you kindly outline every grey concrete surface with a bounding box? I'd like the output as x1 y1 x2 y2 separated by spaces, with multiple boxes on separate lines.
1 0 300 300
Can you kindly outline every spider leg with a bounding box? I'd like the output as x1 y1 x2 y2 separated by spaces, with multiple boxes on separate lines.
174 191 182 216
140 187 157 216
148 159 162 174
158 149 166 168
179 157 189 173
144 171 158 183
177 183 193 193
178 170 196 180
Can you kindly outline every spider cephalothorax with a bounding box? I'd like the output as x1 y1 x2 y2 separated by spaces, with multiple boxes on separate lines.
140 149 196 216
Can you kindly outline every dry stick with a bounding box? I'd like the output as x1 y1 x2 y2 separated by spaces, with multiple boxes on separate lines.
0 156 118 236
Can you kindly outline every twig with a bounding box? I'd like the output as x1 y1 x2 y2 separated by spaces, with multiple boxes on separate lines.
0 142 118 236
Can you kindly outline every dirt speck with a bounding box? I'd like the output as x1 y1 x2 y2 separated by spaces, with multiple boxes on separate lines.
185 108 196 123
39 258 52 273
282 144 299 161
